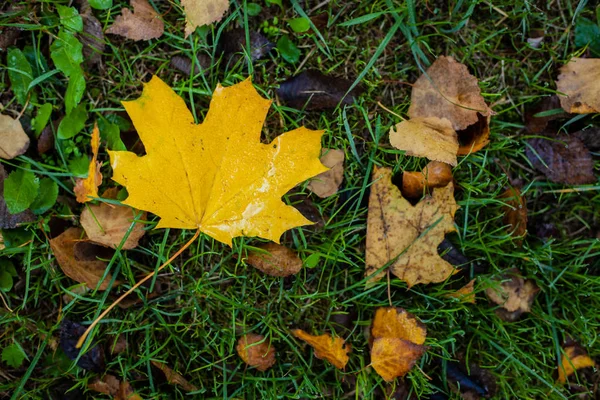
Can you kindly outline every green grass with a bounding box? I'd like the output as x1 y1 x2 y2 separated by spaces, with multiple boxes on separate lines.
1 0 600 399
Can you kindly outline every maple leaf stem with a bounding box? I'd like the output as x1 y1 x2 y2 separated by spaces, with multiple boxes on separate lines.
76 229 201 349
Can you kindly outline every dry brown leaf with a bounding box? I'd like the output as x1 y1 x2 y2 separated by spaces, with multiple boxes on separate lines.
524 95 568 134
151 360 198 392
408 56 492 131
501 187 527 243
558 341 596 383
389 117 458 166
370 307 427 345
0 114 29 160
246 243 302 277
371 337 426 381
486 268 539 320
236 333 276 372
292 329 350 369
182 0 229 38
118 381 142 400
556 58 600 113
74 124 102 203
106 0 164 41
446 279 476 304
456 113 491 155
88 374 120 395
49 227 115 290
78 1 105 67
402 161 453 198
366 167 458 287
307 148 344 198
80 188 147 250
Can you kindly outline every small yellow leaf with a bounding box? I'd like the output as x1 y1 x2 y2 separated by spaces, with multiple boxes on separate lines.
371 337 425 381
307 148 344 198
446 279 476 304
182 0 229 37
292 329 350 369
366 167 458 287
74 123 102 203
0 114 29 160
371 307 427 345
556 58 600 114
389 117 458 166
558 342 596 383
109 76 327 245
236 333 276 371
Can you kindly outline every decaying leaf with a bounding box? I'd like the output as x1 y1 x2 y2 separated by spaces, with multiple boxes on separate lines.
88 374 142 400
59 319 105 371
106 0 164 41
501 187 527 243
0 165 35 229
78 1 105 67
525 135 594 185
370 307 427 345
277 70 361 111
446 279 476 304
74 124 102 203
366 167 458 287
574 127 600 150
456 113 491 155
109 76 327 245
182 0 229 37
371 337 425 382
307 148 344 198
556 58 600 113
246 243 302 277
558 340 596 383
80 188 147 250
151 360 198 392
0 114 30 160
292 329 350 369
49 227 114 290
524 95 568 134
486 268 539 321
389 117 458 166
236 333 276 371
402 161 453 199
218 28 273 61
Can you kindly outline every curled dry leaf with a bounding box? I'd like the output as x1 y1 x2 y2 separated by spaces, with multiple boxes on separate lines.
445 279 476 304
389 117 458 166
486 268 539 321
371 337 426 382
49 227 115 290
501 187 527 243
106 0 164 41
246 243 302 277
292 329 350 369
307 148 344 198
182 0 229 38
0 114 30 160
0 165 34 229
556 58 600 113
366 167 458 287
525 135 594 185
456 113 490 155
402 161 453 199
80 188 147 250
370 307 427 345
151 360 198 392
236 333 276 371
74 123 102 203
558 340 596 383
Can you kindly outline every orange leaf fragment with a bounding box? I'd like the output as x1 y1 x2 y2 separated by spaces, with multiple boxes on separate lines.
371 337 426 382
556 58 600 114
558 341 596 383
106 0 164 41
402 161 453 198
307 148 344 198
246 243 302 277
236 333 276 371
292 329 350 369
446 279 476 304
371 307 427 345
74 124 102 203
151 360 198 392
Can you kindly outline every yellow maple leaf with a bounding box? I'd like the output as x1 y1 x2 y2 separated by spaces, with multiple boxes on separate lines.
365 166 458 287
109 76 327 245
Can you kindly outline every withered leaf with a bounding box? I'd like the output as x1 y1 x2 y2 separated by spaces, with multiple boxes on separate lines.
556 58 600 113
88 374 120 395
526 135 594 185
74 124 102 203
0 165 35 229
524 95 568 134
366 167 458 287
402 161 453 199
370 307 427 345
59 319 104 371
170 54 210 77
501 187 527 243
80 188 147 250
246 243 302 277
445 279 476 304
371 337 425 381
236 333 276 372
49 227 115 290
0 114 30 160
37 118 58 155
486 268 539 321
73 241 115 261
390 117 458 166
151 360 198 392
218 28 274 61
106 0 164 41
456 113 491 155
278 70 361 111
307 148 345 198
182 0 229 37
408 56 492 131
573 127 600 150
292 329 350 369
558 340 596 383
78 3 105 67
